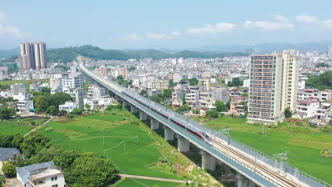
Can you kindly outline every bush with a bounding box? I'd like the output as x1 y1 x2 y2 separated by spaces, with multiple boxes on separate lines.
2 162 16 178
45 128 54 132
67 114 74 118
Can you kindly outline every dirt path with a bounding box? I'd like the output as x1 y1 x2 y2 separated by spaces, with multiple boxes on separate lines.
24 116 54 137
119 174 186 184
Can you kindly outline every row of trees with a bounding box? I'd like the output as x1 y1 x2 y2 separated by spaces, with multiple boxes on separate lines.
227 77 243 87
33 91 72 114
0 132 118 186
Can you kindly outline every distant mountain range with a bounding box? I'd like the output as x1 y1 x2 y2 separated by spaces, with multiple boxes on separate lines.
0 45 247 63
186 40 332 54
1 40 332 61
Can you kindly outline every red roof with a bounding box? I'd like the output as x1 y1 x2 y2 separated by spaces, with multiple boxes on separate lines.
297 100 319 104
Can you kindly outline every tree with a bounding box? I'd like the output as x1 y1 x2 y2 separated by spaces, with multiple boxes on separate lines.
163 89 172 97
49 92 72 106
59 110 67 116
127 66 135 71
2 162 16 178
226 99 231 110
41 87 51 93
0 106 16 120
182 93 186 105
169 79 177 87
21 132 52 158
46 105 59 115
117 75 123 80
27 146 62 165
206 109 218 118
71 108 84 115
285 107 292 118
54 150 82 171
189 78 198 86
84 103 91 111
214 100 226 112
176 103 190 113
65 153 118 187
116 103 123 109
139 90 148 97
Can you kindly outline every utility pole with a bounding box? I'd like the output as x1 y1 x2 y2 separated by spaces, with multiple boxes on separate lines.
262 124 265 136
273 150 290 176
219 128 232 145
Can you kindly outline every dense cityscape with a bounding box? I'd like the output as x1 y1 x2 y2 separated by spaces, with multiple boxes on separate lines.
1 1 332 187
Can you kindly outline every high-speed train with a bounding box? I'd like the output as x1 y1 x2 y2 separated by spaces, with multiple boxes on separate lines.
122 91 212 145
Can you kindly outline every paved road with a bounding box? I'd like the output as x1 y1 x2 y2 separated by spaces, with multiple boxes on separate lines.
24 116 54 137
119 174 186 184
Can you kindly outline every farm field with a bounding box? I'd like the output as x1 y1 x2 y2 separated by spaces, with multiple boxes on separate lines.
113 178 181 187
0 79 49 85
205 117 332 184
0 119 35 135
39 113 182 180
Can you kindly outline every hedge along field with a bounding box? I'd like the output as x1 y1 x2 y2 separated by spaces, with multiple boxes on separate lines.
39 113 182 180
205 117 332 184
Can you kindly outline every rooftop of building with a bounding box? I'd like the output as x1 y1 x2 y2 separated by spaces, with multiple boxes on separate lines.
0 148 21 161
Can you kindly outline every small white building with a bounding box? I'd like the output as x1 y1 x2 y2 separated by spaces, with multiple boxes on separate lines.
0 89 11 98
17 100 34 113
59 101 78 113
16 161 65 187
243 79 250 88
296 98 320 119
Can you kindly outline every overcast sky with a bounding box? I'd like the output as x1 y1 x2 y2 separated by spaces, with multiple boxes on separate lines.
1 0 332 49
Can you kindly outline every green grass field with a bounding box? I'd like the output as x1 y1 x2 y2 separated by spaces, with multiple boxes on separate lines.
113 178 181 187
0 120 34 135
0 79 49 86
39 113 182 180
205 117 332 184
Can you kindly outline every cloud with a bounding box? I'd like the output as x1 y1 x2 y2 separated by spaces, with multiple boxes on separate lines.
273 15 290 22
320 19 332 29
171 31 181 36
296 15 318 23
124 33 140 41
244 20 294 30
187 23 234 34
0 11 34 38
146 31 181 40
0 24 34 38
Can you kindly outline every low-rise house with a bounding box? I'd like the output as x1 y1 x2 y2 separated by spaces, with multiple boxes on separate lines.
230 96 247 114
17 100 34 113
0 148 21 175
59 101 78 113
0 89 11 98
296 98 320 119
16 161 65 187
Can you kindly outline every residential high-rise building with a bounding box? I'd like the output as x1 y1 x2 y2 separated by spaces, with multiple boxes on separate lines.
328 46 332 57
19 42 47 70
247 52 299 125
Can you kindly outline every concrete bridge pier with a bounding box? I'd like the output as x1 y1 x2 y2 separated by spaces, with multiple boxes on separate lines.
176 134 190 152
150 118 160 130
123 100 129 107
139 110 148 120
163 126 174 141
236 173 255 187
200 150 216 171
131 105 138 113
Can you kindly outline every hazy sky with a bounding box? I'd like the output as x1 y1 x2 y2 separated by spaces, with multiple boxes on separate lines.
1 0 332 49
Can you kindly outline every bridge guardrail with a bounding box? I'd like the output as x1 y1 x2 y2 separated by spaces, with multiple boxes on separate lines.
80 64 332 187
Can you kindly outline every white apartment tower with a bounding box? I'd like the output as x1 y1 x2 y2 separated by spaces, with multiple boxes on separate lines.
282 51 299 112
328 46 332 57
248 52 299 125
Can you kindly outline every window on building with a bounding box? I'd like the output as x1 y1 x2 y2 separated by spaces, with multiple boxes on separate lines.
52 185 58 187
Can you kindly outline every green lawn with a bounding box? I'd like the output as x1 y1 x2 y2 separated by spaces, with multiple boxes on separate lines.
205 117 332 184
0 79 49 86
0 120 34 135
39 113 182 180
113 178 181 187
